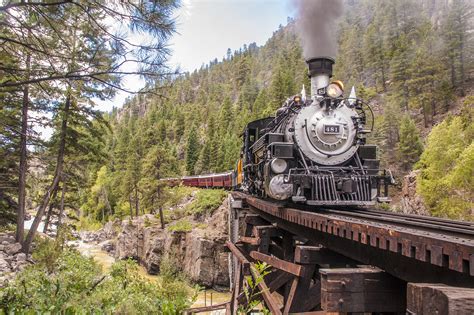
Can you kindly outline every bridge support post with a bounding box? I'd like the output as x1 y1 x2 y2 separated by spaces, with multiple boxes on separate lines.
320 267 406 313
407 283 474 315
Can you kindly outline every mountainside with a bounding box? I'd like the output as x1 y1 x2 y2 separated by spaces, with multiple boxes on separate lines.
78 0 472 221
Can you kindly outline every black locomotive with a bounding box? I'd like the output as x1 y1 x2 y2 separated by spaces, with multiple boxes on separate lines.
241 57 393 206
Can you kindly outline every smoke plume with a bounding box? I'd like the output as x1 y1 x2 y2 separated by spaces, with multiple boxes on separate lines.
292 0 344 59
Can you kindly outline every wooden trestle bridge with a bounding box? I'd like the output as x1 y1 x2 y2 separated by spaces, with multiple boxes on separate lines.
186 192 474 314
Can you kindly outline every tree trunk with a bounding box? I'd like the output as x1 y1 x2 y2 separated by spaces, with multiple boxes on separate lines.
422 101 429 128
43 186 58 233
403 83 409 112
16 52 30 244
459 32 465 96
23 93 71 253
58 180 66 228
129 194 133 218
450 55 456 88
159 207 165 229
135 187 139 216
102 187 112 219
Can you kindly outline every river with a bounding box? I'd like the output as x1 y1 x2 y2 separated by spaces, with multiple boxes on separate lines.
74 240 230 314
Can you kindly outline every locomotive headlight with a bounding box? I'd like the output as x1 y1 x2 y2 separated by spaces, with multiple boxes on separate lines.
326 81 344 98
270 158 287 174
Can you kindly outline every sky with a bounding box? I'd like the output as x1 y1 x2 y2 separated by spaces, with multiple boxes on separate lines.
95 0 294 112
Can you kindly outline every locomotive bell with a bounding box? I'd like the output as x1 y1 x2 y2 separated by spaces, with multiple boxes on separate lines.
306 57 335 100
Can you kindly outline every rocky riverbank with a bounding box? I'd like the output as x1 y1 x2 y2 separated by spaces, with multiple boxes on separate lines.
0 233 33 286
80 199 230 290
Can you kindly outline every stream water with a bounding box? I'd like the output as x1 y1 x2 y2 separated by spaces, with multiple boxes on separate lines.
73 240 230 314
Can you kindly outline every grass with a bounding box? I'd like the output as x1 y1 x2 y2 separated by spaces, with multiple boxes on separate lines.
168 219 193 233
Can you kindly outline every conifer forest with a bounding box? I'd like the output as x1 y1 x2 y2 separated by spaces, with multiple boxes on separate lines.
0 0 473 313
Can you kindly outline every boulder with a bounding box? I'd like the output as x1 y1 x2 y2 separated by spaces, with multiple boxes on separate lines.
5 243 22 255
115 221 140 260
0 235 15 244
0 259 11 273
15 253 27 262
100 240 115 254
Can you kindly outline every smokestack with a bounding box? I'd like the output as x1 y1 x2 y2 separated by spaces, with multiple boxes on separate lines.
306 57 334 99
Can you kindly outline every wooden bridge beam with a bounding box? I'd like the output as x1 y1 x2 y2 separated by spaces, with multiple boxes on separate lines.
407 283 474 315
320 267 406 313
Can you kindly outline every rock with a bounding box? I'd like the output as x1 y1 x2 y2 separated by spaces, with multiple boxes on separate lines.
0 259 11 273
5 243 22 255
115 221 140 260
0 236 15 244
100 240 115 254
15 253 26 262
400 171 429 216
113 201 230 289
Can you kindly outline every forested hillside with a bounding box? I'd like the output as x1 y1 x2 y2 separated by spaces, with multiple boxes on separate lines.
1 0 472 228
80 0 472 222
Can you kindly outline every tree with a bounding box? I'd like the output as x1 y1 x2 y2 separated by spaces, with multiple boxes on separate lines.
185 125 199 175
442 0 472 96
416 100 474 220
397 115 423 171
1 0 179 253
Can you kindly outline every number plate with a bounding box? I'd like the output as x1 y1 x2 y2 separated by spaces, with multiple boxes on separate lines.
324 125 340 134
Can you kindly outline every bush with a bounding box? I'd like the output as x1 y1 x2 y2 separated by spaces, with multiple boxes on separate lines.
416 100 474 220
0 246 195 313
76 216 102 231
185 189 226 217
168 219 193 233
162 186 195 209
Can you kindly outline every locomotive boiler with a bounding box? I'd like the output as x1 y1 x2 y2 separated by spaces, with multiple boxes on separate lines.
242 57 393 206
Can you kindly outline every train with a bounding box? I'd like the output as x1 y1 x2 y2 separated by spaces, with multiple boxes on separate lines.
162 57 393 206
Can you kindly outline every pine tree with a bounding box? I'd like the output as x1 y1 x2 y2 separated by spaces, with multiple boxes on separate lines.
186 125 199 175
398 115 423 171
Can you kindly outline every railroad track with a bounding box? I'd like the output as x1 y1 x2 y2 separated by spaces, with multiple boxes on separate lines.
232 192 474 286
316 207 474 238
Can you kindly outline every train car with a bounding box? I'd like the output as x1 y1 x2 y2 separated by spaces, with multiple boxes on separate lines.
182 176 199 187
198 175 213 188
223 172 233 188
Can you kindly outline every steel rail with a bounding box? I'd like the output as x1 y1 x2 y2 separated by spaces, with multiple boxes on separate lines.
317 208 474 237
351 208 474 228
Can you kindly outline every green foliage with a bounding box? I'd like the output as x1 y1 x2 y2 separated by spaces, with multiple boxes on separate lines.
76 216 103 231
398 115 423 171
162 186 195 209
186 189 227 218
186 125 200 175
168 219 193 233
238 262 271 314
416 100 474 220
0 247 194 314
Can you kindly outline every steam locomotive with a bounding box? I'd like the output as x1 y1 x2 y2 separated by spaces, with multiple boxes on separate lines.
164 57 392 206
242 57 392 206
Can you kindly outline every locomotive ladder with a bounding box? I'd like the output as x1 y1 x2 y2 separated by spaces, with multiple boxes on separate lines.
225 192 474 315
